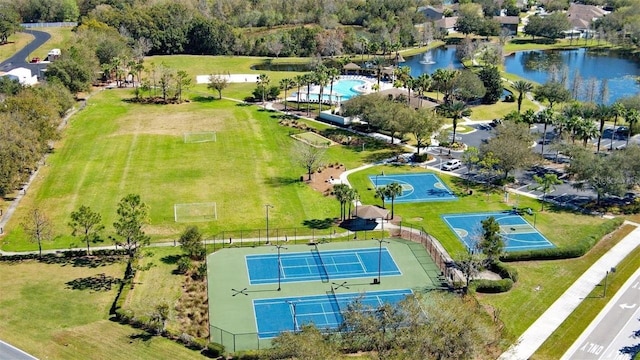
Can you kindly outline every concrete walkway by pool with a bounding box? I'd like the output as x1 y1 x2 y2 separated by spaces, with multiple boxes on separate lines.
499 222 640 360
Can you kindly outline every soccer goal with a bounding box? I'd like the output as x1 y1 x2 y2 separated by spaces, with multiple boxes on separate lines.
184 131 217 144
174 202 217 222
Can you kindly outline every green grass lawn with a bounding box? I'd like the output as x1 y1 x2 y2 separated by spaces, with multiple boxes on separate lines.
123 247 185 332
532 224 640 359
0 32 34 62
1 89 387 251
0 258 200 359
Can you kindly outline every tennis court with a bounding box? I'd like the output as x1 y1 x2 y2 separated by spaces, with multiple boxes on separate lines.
253 289 413 338
246 247 401 285
368 173 457 203
442 211 555 252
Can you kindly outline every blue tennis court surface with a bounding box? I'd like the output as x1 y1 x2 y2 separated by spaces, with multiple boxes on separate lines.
368 173 456 203
254 289 413 338
246 247 401 285
442 211 555 252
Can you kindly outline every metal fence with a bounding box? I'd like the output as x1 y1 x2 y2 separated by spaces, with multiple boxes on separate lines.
21 22 77 28
205 227 385 252
208 223 463 352
391 222 463 285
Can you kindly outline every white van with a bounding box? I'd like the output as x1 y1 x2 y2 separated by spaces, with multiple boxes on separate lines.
442 159 461 171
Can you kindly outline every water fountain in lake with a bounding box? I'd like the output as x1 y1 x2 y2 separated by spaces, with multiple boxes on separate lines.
419 51 435 65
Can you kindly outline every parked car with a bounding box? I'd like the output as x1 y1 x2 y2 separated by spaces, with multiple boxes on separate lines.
442 159 462 171
29 57 40 63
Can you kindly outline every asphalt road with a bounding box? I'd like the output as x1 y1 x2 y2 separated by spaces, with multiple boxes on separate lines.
0 340 38 360
0 29 51 75
563 268 640 360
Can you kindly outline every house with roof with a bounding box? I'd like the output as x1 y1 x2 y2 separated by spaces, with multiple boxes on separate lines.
435 17 458 34
493 16 520 35
0 67 38 86
566 3 608 34
418 6 446 21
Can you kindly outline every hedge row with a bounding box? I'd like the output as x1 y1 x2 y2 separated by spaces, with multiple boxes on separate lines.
500 218 623 262
472 278 514 293
0 248 128 261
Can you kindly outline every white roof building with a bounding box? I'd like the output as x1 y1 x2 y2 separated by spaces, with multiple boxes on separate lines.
1 67 38 86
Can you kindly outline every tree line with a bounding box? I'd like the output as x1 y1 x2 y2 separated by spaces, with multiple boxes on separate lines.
0 78 74 197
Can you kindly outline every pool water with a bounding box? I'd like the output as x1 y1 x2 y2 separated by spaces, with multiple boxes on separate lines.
293 79 366 101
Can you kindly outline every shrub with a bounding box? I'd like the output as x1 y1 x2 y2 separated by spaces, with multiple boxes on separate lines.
176 256 192 274
472 278 514 293
230 350 263 359
489 261 518 283
203 342 225 358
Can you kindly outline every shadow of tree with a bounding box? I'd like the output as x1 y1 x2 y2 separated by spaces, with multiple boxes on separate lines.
191 95 216 103
66 273 121 291
620 343 640 358
264 176 300 187
129 332 154 342
303 218 336 229
160 255 180 265
510 38 557 45
40 255 124 268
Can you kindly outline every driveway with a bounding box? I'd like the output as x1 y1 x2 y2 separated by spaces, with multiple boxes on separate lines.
0 29 51 76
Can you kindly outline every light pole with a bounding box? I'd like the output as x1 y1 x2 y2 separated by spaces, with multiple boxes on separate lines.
603 267 616 297
274 244 287 291
265 204 273 245
376 235 390 284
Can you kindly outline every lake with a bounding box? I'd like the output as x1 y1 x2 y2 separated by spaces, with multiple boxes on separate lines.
504 48 640 104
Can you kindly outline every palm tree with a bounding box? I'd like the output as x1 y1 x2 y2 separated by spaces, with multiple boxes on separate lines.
536 108 555 155
438 101 471 146
575 117 599 147
610 102 625 150
314 68 329 116
414 73 432 107
432 68 457 103
371 56 385 91
346 188 359 220
625 108 639 147
303 73 313 116
595 103 612 153
294 74 305 111
384 182 403 219
531 173 563 211
393 66 412 106
513 80 533 114
279 78 294 112
326 67 341 110
333 184 350 221
375 186 387 208
257 74 270 109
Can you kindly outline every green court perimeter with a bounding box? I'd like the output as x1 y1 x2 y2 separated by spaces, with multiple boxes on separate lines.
207 238 440 351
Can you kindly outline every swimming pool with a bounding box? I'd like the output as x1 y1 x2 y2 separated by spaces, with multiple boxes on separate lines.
293 78 367 102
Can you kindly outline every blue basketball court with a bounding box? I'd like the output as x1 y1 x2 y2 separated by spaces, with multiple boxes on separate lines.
442 211 555 252
246 247 401 285
253 289 413 338
368 173 457 203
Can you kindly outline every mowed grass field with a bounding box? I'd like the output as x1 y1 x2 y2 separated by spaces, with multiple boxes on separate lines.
0 32 34 62
2 89 363 251
0 259 201 359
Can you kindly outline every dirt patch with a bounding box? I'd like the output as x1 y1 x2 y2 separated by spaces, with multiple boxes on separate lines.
305 164 347 195
112 108 226 137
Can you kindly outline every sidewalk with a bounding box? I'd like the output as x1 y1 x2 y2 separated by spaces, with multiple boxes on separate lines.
499 221 640 360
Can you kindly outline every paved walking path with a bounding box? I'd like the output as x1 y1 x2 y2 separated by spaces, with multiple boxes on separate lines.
499 221 640 360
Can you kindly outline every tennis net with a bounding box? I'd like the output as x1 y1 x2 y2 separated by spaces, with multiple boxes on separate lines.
311 245 330 283
328 286 342 315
